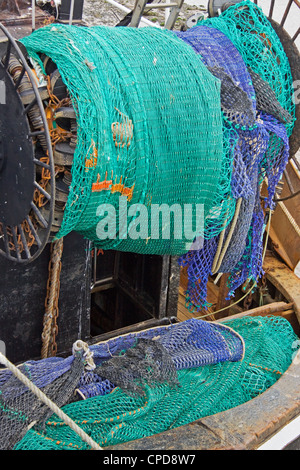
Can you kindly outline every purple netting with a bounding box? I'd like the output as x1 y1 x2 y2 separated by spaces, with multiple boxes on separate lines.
176 25 290 310
175 25 256 128
0 319 245 402
259 112 290 210
159 317 244 367
176 25 259 307
0 325 172 397
0 356 74 398
219 122 270 273
75 372 116 399
179 235 219 310
180 112 290 308
226 112 290 298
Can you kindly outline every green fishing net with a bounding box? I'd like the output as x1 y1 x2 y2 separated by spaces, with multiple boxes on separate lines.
21 25 236 255
14 316 299 450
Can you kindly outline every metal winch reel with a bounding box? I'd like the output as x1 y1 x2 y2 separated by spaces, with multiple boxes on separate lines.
0 22 76 263
0 23 55 263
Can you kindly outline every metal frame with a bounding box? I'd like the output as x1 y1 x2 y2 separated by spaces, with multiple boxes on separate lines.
91 251 180 319
129 0 185 28
255 0 300 42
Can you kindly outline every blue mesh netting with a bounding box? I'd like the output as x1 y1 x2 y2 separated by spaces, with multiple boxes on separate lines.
0 319 244 402
175 25 257 129
12 316 300 450
77 318 245 399
175 2 294 309
0 356 74 397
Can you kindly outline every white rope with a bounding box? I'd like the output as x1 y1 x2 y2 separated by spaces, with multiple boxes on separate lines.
278 201 300 237
72 340 96 371
211 197 243 275
196 210 273 319
0 351 103 451
211 223 226 274
214 197 243 273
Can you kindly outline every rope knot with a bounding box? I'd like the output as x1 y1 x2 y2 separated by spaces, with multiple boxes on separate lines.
72 340 96 371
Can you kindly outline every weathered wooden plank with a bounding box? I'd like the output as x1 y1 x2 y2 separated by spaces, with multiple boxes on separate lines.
214 273 231 317
264 254 300 322
268 161 300 270
217 303 299 335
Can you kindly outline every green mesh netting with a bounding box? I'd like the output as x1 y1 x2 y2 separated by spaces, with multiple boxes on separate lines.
14 316 299 450
21 25 236 255
201 0 295 137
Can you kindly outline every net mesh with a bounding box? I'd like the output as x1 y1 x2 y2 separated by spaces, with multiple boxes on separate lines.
0 353 85 451
175 25 258 129
176 1 295 308
21 24 229 255
249 69 293 125
2 315 297 450
201 1 295 136
0 318 245 449
94 338 180 397
4 2 297 451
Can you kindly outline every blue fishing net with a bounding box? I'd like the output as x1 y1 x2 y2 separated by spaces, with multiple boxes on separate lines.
13 316 300 450
0 319 245 449
0 319 244 399
77 318 244 399
175 6 293 309
175 25 257 130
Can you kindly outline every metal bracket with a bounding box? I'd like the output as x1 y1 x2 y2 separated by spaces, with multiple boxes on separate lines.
129 0 184 29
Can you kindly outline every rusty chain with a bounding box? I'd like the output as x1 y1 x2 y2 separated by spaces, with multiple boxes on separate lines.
41 237 64 358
